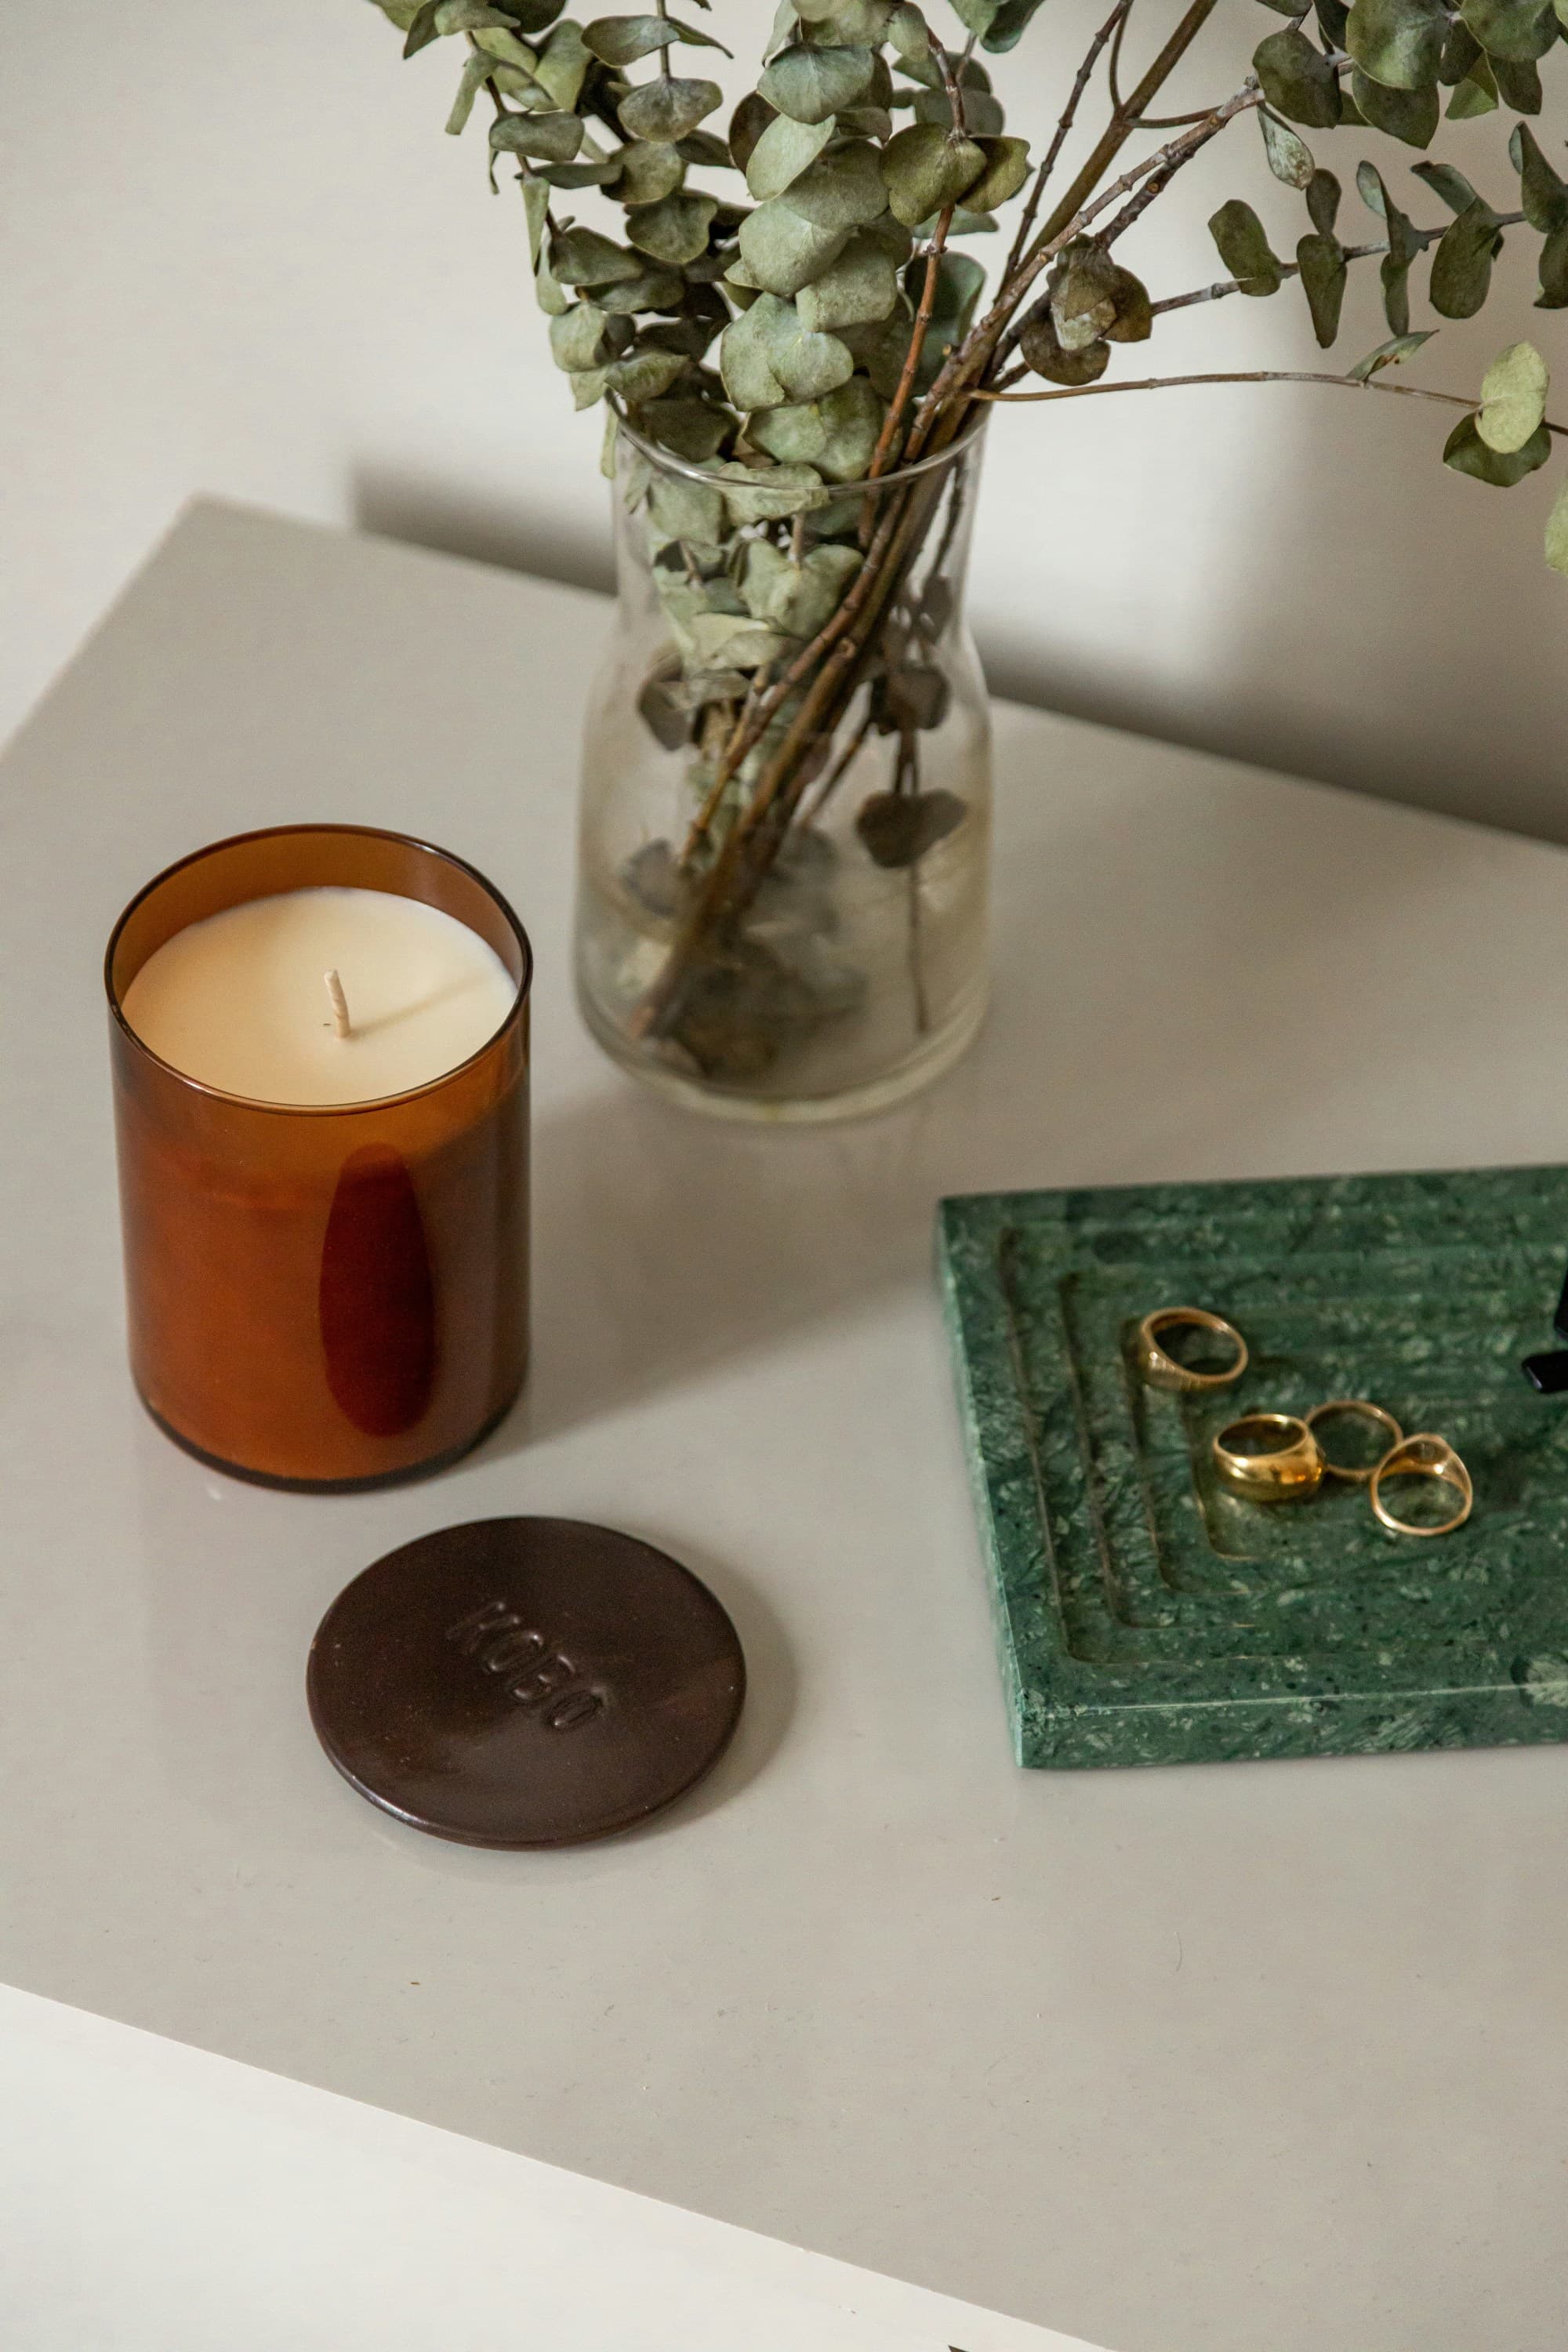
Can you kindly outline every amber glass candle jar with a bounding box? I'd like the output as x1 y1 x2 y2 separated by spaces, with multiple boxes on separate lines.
105 826 531 1490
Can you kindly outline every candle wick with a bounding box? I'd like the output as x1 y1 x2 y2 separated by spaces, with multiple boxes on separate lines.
325 969 352 1041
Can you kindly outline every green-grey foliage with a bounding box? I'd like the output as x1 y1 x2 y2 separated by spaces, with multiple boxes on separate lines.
361 0 1568 750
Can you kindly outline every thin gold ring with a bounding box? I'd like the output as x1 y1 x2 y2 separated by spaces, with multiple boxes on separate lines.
1212 1412 1324 1504
1369 1433 1473 1538
1136 1307 1248 1394
1304 1399 1404 1484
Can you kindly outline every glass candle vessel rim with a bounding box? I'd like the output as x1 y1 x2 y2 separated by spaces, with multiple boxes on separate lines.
104 822 534 1120
610 400 988 495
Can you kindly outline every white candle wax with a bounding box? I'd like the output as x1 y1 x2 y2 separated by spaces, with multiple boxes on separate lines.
121 886 517 1105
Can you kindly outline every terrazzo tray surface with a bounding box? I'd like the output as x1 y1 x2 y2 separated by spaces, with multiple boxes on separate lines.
937 1165 1568 1769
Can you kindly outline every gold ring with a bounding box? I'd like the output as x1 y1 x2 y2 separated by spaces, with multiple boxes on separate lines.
1304 1399 1404 1483
1136 1307 1248 1393
1369 1433 1473 1538
1212 1412 1324 1504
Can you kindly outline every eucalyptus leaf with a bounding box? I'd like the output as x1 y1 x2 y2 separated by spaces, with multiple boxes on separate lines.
1353 69 1439 139
1298 230 1348 342
839 103 896 140
639 394 734 457
745 111 837 198
1439 18 1483 76
537 156 622 187
1019 307 1111 383
582 14 730 64
781 140 890 229
1494 54 1542 109
1459 0 1555 59
1412 159 1481 212
913 85 1007 136
1443 411 1550 481
470 23 546 70
1476 336 1549 449
1253 27 1343 125
906 251 985 388
1429 196 1502 316
597 266 687 310
887 2 931 62
1540 223 1568 306
746 401 832 466
436 2 523 27
532 19 590 108
402 0 443 53
1260 107 1316 187
796 229 902 328
758 45 877 124
1348 326 1435 375
1544 473 1568 573
495 0 568 30
489 107 585 165
728 93 775 172
535 246 570 314
791 376 884 479
647 470 728 548
963 135 1032 210
627 191 718 263
1357 166 1423 332
1208 198 1286 293
856 788 965 867
741 538 864 633
881 122 986 223
550 223 645 285
1446 56 1501 114
619 76 723 141
1345 0 1445 87
735 200 851 296
794 0 896 37
675 129 733 169
973 0 1051 49
1511 122 1568 230
720 291 855 406
549 301 611 371
613 140 687 204
605 348 688 403
708 459 829 523
1306 168 1341 236
522 173 550 267
837 302 917 397
446 51 495 135
684 612 797 671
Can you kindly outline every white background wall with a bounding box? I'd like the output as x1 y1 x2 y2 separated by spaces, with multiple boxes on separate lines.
4 0 1566 838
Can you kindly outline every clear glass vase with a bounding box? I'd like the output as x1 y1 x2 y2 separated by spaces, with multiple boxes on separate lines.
575 412 992 1123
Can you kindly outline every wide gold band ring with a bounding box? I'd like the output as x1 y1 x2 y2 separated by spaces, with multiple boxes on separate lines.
1369 1433 1473 1538
1304 1399 1404 1484
1212 1412 1324 1504
1136 1307 1248 1394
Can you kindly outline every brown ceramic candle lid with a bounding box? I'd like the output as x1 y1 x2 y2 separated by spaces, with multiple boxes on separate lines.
307 1518 746 1847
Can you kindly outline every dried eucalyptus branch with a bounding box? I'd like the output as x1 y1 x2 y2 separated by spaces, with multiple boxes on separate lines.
358 0 1568 1078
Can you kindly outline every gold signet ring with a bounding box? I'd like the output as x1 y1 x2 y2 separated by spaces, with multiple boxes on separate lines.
1136 1308 1248 1394
1304 1399 1404 1483
1213 1413 1324 1503
1369 1433 1473 1538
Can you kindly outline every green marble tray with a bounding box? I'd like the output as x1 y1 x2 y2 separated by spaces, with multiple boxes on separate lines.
937 1166 1568 1769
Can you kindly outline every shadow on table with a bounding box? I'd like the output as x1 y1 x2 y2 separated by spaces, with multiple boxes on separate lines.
353 463 613 603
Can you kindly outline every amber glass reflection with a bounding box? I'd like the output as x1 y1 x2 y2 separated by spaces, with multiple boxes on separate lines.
105 825 531 1490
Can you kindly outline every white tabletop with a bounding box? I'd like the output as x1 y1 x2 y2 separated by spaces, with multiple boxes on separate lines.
3 499 1567 2352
